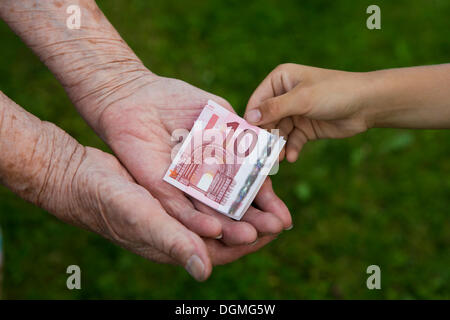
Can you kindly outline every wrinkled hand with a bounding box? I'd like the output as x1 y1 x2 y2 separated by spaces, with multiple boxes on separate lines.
0 0 291 269
59 145 214 281
94 75 292 247
67 146 283 281
1 0 291 281
245 64 370 162
1 90 255 281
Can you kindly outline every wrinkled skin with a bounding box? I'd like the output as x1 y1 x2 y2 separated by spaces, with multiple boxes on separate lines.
0 91 280 282
0 0 293 282
94 75 292 247
69 146 278 280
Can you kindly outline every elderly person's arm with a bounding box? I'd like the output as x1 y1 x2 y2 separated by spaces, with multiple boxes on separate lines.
0 90 213 281
0 0 292 246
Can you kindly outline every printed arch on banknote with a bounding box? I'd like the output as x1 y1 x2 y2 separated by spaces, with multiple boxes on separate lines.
169 141 239 205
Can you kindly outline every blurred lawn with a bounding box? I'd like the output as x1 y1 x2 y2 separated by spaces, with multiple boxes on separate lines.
0 0 449 299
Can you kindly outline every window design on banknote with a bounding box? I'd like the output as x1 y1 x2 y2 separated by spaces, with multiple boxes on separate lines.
168 111 258 205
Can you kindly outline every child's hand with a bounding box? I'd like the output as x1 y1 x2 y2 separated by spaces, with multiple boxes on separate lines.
244 64 370 162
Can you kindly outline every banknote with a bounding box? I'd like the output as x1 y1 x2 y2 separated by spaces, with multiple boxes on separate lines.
163 100 285 220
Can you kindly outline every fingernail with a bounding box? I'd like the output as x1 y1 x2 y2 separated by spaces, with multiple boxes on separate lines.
285 224 294 231
245 109 261 123
185 255 205 281
249 238 259 246
215 234 223 240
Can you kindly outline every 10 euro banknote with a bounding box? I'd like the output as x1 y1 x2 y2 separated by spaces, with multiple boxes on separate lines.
163 100 285 220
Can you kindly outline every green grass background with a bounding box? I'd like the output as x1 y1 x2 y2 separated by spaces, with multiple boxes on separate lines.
0 0 449 299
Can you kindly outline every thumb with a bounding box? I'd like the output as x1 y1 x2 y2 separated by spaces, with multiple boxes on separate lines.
141 198 213 281
101 181 213 281
245 90 305 125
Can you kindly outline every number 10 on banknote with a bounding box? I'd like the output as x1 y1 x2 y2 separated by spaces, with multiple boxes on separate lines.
163 100 285 220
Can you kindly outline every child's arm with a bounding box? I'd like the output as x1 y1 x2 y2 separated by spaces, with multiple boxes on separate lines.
244 63 450 162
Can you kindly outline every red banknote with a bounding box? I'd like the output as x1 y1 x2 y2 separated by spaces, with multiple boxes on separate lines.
163 100 285 220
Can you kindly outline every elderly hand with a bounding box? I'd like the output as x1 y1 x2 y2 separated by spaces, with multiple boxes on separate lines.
89 74 292 246
0 0 291 268
0 91 214 280
0 91 281 281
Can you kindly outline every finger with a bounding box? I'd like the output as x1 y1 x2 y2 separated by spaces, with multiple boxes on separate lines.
279 147 286 162
206 234 277 266
245 63 303 122
246 72 280 111
277 117 294 138
104 182 213 282
253 178 292 229
261 121 278 132
286 128 307 162
261 119 288 162
245 89 307 126
154 183 223 239
110 137 223 239
246 65 292 111
276 118 292 163
240 206 284 235
192 199 258 246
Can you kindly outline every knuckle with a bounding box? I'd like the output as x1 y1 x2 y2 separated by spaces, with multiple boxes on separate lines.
275 63 297 75
275 63 290 72
119 203 142 228
167 234 195 262
270 218 284 234
262 177 273 189
297 88 314 114
265 99 281 117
